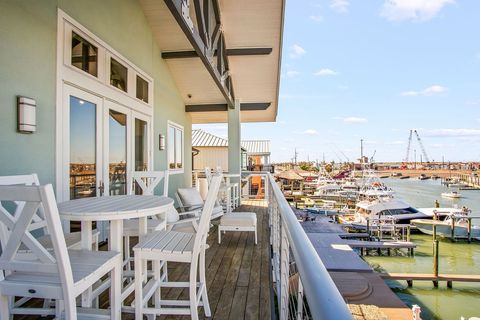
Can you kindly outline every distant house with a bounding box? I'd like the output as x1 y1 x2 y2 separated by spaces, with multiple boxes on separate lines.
192 129 271 172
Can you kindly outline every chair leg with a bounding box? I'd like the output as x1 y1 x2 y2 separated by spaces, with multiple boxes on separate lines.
199 249 211 317
135 255 144 320
124 236 131 272
64 295 77 320
189 258 199 320
218 227 221 244
110 263 122 320
255 225 258 245
153 260 161 309
0 293 10 320
162 260 168 282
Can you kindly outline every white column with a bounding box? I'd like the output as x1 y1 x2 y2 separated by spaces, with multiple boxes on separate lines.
228 99 241 180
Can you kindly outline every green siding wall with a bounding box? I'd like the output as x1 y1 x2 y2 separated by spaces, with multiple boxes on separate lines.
0 0 192 196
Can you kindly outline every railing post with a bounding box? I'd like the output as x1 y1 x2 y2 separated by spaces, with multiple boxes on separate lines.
279 219 290 319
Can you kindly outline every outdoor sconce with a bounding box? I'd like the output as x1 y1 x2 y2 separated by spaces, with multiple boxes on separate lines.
17 96 36 133
159 134 166 150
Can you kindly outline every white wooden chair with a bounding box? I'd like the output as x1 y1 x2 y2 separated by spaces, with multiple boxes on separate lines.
122 171 169 272
0 174 99 252
133 174 223 319
0 184 122 319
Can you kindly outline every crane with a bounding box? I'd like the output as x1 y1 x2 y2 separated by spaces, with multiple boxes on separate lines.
404 129 431 164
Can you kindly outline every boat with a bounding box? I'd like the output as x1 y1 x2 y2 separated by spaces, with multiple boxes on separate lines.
399 176 410 179
341 196 464 229
441 191 462 199
411 211 479 240
418 174 430 180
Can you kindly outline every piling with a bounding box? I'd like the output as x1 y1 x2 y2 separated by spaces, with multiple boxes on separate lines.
433 225 439 287
450 217 455 242
468 219 472 243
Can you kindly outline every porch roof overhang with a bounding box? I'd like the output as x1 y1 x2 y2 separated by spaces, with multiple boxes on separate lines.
139 0 285 123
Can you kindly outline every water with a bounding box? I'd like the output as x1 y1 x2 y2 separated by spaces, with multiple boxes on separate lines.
363 178 480 320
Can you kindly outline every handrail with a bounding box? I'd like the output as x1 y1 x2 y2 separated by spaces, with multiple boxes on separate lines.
266 173 352 319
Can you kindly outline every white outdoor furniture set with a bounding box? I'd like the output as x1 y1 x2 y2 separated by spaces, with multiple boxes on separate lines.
0 171 253 319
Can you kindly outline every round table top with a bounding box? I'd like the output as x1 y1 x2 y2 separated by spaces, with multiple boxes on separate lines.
58 195 174 221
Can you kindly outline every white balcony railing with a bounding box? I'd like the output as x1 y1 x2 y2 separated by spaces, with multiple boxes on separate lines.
242 172 352 319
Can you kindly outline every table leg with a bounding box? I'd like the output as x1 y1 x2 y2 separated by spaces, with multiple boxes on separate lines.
81 221 93 307
109 220 123 252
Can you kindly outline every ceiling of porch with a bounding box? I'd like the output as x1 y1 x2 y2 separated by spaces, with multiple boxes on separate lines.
138 0 284 123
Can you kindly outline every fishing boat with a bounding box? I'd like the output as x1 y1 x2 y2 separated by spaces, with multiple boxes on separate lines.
411 212 479 240
341 196 464 229
418 174 430 180
441 191 462 199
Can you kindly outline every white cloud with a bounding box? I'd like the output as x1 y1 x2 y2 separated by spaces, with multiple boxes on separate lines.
289 44 306 59
309 15 323 22
330 0 349 13
285 70 300 78
380 0 455 22
342 117 368 124
302 129 319 135
314 68 338 76
466 99 480 106
401 85 447 96
422 129 480 138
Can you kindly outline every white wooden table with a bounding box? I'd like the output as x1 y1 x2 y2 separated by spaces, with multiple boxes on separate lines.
58 195 174 307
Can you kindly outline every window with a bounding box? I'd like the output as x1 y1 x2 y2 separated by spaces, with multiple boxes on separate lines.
71 32 98 77
168 122 184 173
136 75 149 103
110 58 128 92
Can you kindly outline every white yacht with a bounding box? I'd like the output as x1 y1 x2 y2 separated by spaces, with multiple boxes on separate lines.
441 191 462 199
350 196 463 227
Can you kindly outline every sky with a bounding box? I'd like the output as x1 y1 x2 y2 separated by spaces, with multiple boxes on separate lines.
194 0 480 163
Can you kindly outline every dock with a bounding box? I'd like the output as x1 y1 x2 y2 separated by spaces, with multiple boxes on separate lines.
301 216 414 319
380 273 480 288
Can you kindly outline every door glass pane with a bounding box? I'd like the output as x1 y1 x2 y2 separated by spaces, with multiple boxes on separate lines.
110 58 128 92
175 129 183 169
71 32 98 77
135 118 148 171
109 110 127 195
168 126 175 169
70 96 96 199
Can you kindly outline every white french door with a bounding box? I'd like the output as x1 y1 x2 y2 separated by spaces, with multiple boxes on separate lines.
61 84 152 235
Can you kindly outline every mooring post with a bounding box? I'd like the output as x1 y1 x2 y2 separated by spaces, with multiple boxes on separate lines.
433 224 439 287
468 218 472 243
450 217 455 242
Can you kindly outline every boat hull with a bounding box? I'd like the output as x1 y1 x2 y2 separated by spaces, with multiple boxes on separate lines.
411 219 480 239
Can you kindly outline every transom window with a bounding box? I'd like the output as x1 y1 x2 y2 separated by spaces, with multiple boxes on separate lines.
71 32 98 77
110 58 128 92
168 122 184 173
66 24 153 107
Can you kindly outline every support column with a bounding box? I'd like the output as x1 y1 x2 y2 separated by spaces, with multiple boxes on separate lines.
228 99 241 181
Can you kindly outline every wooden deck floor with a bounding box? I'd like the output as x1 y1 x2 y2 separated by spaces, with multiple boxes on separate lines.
14 201 272 320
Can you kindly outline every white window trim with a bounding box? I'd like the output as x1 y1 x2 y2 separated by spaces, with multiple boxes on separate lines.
167 120 185 175
55 9 155 201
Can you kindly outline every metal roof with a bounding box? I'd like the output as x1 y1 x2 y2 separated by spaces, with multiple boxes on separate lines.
241 140 270 155
192 129 228 147
192 129 269 154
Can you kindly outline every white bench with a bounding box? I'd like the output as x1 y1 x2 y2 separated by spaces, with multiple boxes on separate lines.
218 212 257 244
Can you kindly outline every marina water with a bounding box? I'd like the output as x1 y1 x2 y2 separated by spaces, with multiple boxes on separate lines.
364 178 480 320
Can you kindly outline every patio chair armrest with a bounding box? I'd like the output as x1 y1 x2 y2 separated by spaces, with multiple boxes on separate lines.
168 217 199 226
176 204 204 211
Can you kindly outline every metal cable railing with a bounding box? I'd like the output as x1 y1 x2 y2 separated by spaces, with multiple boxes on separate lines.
248 172 352 319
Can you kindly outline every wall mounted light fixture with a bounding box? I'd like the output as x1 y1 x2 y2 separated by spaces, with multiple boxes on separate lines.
17 96 36 133
159 134 166 150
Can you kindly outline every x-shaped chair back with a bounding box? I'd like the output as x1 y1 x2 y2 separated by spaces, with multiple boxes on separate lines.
128 171 169 196
0 184 74 292
0 174 48 252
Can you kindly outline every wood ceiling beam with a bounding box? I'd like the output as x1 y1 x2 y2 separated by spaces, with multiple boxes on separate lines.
186 102 271 112
162 48 273 59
